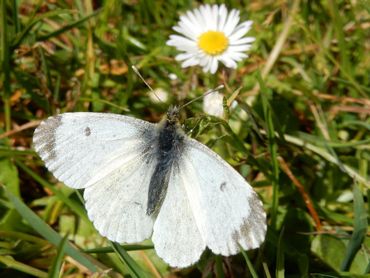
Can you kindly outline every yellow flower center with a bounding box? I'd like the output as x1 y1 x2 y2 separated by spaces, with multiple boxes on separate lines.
198 31 229 56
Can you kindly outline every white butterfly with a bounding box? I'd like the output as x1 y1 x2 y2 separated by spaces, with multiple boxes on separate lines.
33 106 266 268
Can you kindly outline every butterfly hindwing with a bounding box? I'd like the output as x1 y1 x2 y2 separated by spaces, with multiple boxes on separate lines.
183 138 266 254
152 137 266 267
84 151 156 243
152 164 206 268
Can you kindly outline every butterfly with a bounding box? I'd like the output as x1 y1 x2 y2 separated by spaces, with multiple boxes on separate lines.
33 105 266 268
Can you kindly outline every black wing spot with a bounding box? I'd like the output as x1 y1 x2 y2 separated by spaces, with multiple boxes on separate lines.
220 182 227 191
84 127 91 136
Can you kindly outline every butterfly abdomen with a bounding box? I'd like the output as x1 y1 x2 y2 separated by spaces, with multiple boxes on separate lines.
146 120 185 215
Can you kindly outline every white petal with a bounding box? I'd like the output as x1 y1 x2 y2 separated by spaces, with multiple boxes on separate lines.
217 4 228 31
219 55 237 68
228 21 253 41
231 37 255 45
178 15 201 39
203 57 212 72
185 9 204 33
227 52 248 62
209 57 219 74
172 26 193 41
182 57 201 68
175 52 195 61
167 35 198 52
194 7 207 32
222 50 248 63
210 5 219 30
228 44 253 53
184 11 204 36
223 9 240 36
199 54 210 67
200 5 213 30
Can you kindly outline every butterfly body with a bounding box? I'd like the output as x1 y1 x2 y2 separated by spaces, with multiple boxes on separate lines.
33 108 266 268
147 107 185 215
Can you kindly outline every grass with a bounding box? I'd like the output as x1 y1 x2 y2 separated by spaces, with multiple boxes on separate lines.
0 0 369 277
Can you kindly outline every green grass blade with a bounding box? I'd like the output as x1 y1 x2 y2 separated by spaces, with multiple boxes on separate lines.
111 241 147 278
257 72 279 229
262 262 272 278
240 249 259 278
0 0 12 132
84 244 154 253
37 9 101 41
11 0 20 33
340 184 368 271
276 227 285 278
0 255 48 278
0 147 35 157
297 133 370 148
11 9 73 49
327 0 350 76
2 186 98 272
0 230 48 245
48 233 69 278
215 255 225 278
78 97 129 112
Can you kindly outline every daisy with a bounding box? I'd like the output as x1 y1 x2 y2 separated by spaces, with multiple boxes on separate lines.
167 4 255 74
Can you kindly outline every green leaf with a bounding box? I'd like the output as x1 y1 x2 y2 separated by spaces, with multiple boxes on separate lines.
0 158 23 231
311 234 368 274
0 158 19 197
341 184 368 271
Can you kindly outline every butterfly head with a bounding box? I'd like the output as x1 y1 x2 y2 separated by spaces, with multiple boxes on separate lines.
166 106 180 124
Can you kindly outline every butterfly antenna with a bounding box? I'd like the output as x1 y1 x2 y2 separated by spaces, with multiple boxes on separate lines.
179 85 224 110
131 65 162 102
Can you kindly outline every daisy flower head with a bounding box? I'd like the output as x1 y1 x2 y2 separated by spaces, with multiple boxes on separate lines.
167 4 255 74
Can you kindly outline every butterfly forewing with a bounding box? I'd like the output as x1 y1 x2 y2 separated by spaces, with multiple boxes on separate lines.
33 112 156 189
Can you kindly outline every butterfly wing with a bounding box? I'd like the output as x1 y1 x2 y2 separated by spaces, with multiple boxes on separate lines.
83 151 156 243
33 112 155 189
152 138 266 267
152 164 206 267
33 112 157 242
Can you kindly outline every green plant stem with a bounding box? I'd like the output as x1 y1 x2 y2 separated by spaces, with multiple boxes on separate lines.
1 0 11 132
